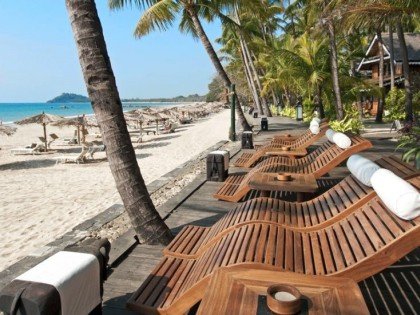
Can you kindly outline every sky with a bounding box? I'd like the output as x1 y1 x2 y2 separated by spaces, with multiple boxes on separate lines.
0 1 222 102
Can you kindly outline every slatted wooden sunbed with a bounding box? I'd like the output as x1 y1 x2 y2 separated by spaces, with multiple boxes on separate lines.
234 123 330 168
127 177 420 315
215 135 373 202
166 156 418 259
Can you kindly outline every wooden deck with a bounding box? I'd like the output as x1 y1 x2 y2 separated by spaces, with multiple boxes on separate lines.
102 119 419 315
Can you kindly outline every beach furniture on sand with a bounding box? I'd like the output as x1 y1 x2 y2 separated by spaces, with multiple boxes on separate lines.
126 175 419 315
10 143 46 155
165 156 418 259
235 122 330 168
87 144 106 159
160 122 177 134
38 133 59 148
54 146 89 165
215 135 372 202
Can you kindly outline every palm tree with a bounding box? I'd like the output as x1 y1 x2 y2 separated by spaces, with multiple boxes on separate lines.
66 0 173 245
109 0 252 131
376 29 385 122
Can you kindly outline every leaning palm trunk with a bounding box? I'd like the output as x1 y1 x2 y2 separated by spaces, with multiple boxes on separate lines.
239 38 263 114
396 22 414 122
325 19 344 120
376 30 385 123
66 0 173 245
187 8 252 131
242 39 272 117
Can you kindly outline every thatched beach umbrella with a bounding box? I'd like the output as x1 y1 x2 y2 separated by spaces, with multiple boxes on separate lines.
52 115 94 144
125 111 155 135
0 125 17 136
16 112 64 151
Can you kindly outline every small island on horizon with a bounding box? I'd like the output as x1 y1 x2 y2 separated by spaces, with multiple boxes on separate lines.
47 93 207 104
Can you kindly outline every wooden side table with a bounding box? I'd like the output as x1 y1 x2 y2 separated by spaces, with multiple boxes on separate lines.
248 173 318 202
197 266 369 315
265 148 307 159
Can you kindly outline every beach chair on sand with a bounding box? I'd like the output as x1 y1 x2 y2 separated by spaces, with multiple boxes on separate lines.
87 144 106 159
10 143 46 155
127 176 420 315
165 156 418 259
38 133 59 148
54 146 89 165
215 135 372 202
235 122 330 168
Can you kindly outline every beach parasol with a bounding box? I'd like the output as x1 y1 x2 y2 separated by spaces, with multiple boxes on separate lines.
0 125 17 136
16 112 64 151
52 115 96 144
125 111 155 135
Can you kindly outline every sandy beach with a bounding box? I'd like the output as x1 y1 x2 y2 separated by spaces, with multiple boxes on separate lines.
0 108 231 271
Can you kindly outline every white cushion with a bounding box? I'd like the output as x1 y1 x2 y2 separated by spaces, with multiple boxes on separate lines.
309 124 320 134
332 132 351 149
312 117 321 124
371 169 420 220
310 120 319 127
326 129 335 142
16 251 101 315
347 155 380 187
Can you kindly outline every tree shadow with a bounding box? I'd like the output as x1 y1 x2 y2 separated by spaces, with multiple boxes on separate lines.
102 292 137 315
135 153 153 159
153 134 181 142
54 147 84 154
136 142 170 150
0 159 57 171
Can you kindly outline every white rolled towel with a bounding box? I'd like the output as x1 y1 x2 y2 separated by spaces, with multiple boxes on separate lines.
347 155 380 187
312 117 321 124
310 119 319 127
309 124 320 134
326 128 335 142
333 132 351 149
371 169 420 220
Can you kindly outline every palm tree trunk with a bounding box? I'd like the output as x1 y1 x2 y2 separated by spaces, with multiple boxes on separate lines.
315 85 325 119
243 41 272 117
187 8 252 131
389 25 395 89
239 38 263 114
325 19 344 120
376 30 385 123
66 0 173 245
240 46 262 114
396 22 414 122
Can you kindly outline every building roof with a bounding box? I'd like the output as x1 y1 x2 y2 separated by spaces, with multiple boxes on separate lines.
357 33 420 71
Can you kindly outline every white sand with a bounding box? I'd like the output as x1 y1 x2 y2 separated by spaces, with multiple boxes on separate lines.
0 109 231 271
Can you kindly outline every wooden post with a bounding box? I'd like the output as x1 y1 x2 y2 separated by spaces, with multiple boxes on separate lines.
77 125 81 144
230 84 236 141
43 123 48 152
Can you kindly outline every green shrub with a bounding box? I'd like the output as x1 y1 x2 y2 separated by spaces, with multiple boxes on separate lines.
330 104 364 133
270 104 280 116
279 106 296 118
397 125 420 169
384 88 405 121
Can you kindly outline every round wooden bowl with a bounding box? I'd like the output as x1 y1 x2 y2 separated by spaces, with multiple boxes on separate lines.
281 146 291 151
277 174 292 181
267 284 302 314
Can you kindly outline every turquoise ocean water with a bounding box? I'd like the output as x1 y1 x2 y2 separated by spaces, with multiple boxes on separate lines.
0 102 182 123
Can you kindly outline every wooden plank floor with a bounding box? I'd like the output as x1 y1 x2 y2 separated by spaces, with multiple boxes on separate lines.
102 120 418 315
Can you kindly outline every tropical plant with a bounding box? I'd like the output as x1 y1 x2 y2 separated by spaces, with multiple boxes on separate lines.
109 0 252 131
384 88 406 121
397 125 420 169
66 0 173 244
330 104 364 133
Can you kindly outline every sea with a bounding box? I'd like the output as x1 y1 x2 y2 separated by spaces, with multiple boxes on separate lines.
0 102 184 124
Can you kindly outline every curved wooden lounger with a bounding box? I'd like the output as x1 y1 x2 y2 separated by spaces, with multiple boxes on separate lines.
234 123 330 168
215 135 373 202
166 156 418 259
127 179 420 315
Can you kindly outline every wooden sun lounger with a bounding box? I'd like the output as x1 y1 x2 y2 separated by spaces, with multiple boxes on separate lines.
165 156 418 259
127 176 420 314
234 123 329 168
215 135 373 202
